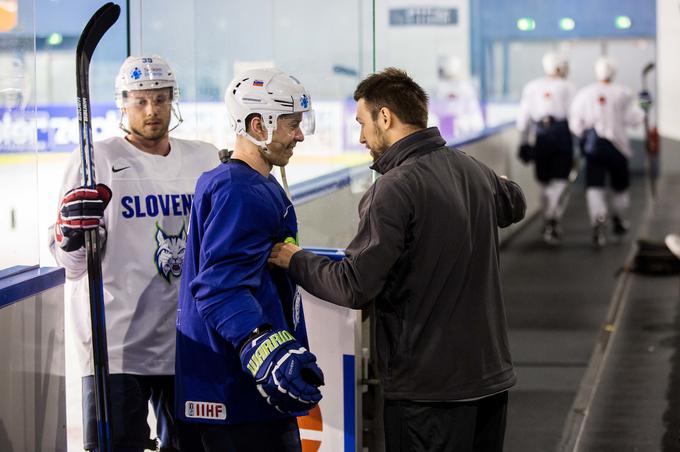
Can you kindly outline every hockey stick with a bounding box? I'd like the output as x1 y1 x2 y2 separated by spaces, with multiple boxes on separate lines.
640 62 657 198
556 155 581 213
76 3 120 451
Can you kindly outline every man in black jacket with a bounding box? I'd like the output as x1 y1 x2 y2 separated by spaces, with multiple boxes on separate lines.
269 67 526 452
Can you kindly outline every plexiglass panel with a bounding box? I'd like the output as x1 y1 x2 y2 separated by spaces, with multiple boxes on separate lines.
0 1 128 269
374 0 485 142
128 0 375 248
0 0 36 268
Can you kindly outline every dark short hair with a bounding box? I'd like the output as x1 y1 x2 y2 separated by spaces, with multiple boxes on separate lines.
353 67 429 128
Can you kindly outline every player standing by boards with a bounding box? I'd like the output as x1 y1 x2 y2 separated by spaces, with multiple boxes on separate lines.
570 56 644 247
50 55 219 451
517 52 576 244
174 68 323 452
269 67 525 452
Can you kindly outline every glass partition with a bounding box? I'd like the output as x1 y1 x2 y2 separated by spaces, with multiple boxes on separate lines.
374 1 485 142
0 0 36 268
1 1 128 269
127 0 375 248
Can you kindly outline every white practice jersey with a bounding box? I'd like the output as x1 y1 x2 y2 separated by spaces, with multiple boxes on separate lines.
52 136 219 376
435 78 485 136
569 82 644 158
516 76 576 134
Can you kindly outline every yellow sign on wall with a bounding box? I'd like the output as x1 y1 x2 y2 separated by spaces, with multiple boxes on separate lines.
0 0 18 32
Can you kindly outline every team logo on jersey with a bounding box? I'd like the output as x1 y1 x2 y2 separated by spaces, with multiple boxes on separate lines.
185 401 227 420
154 222 187 283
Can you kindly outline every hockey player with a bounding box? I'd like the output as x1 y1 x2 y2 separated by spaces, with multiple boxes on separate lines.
516 52 576 244
269 68 525 452
50 55 219 451
434 55 485 138
175 68 323 451
570 56 644 247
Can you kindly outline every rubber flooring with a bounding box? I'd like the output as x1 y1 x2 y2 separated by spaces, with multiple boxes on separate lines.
501 177 649 452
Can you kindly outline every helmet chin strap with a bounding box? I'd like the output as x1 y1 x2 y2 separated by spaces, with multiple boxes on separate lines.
245 132 292 199
168 104 184 133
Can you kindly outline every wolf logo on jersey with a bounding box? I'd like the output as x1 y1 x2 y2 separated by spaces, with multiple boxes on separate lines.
154 222 187 282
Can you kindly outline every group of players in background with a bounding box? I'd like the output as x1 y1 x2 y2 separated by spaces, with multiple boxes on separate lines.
48 53 529 452
48 48 650 452
517 52 647 247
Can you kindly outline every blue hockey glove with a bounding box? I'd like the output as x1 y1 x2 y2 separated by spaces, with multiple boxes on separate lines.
55 184 112 252
240 328 324 415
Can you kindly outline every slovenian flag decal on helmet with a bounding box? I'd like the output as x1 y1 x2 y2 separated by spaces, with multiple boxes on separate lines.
253 80 264 87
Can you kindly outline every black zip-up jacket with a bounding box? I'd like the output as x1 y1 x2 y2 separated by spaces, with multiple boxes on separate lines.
289 127 526 400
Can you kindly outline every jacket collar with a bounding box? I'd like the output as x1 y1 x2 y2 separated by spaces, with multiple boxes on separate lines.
370 127 446 175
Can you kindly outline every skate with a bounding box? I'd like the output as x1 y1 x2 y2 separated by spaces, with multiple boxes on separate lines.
592 219 607 248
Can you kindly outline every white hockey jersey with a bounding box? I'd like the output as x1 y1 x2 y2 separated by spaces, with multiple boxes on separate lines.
517 76 576 134
52 136 219 376
569 82 644 158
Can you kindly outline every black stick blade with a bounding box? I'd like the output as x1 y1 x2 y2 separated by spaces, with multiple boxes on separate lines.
76 3 121 63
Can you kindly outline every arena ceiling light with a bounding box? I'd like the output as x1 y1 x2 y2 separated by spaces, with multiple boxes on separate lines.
559 17 575 31
615 15 632 29
516 17 536 31
47 32 63 46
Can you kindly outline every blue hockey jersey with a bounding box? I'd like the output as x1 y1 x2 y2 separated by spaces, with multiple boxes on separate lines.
176 160 310 424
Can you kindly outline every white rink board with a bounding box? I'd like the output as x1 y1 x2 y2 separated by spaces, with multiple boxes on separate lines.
298 288 361 452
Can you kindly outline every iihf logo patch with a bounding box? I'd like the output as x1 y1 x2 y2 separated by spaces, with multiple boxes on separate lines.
130 68 142 80
293 289 302 330
300 94 309 109
154 222 187 283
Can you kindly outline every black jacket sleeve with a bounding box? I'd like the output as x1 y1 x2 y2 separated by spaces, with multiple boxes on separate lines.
288 176 410 309
493 176 526 228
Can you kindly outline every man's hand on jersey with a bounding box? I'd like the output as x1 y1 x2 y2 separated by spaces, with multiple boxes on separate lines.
268 242 302 269
240 328 324 415
55 184 112 252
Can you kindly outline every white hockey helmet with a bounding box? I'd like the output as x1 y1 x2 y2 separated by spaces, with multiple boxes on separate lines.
225 67 315 146
595 56 616 82
542 52 568 76
115 55 179 108
438 55 462 79
0 57 26 110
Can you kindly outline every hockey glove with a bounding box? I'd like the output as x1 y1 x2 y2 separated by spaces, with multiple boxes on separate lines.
55 184 112 252
580 128 599 156
240 328 324 415
639 90 653 112
518 144 534 164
